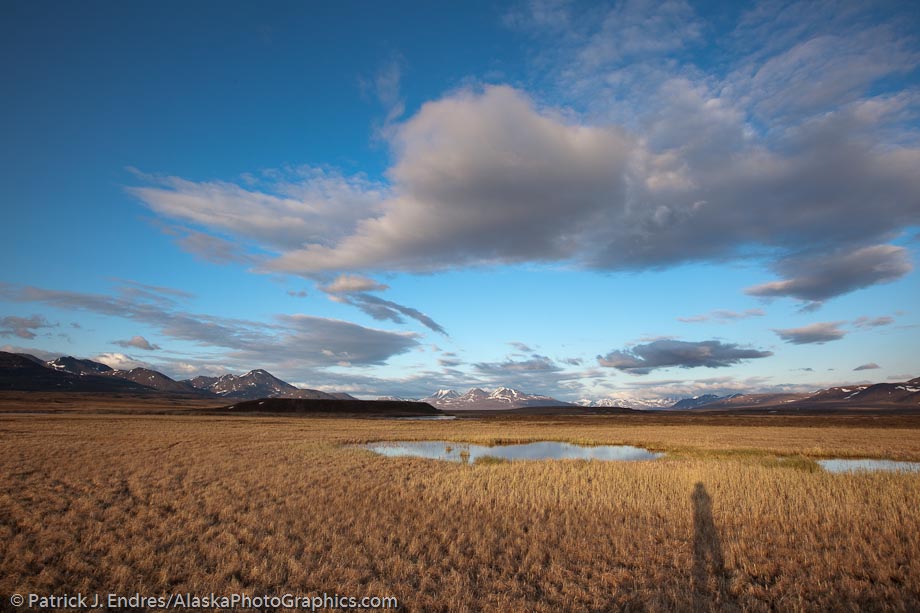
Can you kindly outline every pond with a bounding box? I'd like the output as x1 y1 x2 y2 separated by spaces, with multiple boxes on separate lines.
360 440 663 462
387 416 458 420
818 459 920 473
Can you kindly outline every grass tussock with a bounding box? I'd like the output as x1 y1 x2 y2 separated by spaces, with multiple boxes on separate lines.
1 413 919 611
472 455 510 466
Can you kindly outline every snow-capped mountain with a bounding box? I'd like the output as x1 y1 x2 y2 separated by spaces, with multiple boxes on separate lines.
576 396 678 410
422 387 568 410
800 379 920 405
428 389 460 401
183 369 354 400
576 398 627 408
46 356 113 376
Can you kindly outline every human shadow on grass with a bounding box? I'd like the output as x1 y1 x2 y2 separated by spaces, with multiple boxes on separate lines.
691 482 738 612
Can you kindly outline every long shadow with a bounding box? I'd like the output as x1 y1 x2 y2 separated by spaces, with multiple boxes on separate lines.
691 482 736 611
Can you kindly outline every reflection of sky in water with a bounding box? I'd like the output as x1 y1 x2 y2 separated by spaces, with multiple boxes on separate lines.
818 459 920 473
361 441 662 462
387 416 458 420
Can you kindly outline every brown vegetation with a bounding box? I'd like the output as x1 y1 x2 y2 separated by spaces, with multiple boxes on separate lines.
2 411 919 611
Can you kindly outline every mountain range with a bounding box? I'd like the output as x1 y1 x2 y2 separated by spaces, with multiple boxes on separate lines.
183 370 354 400
576 396 679 410
0 352 353 400
1 351 917 410
605 382 920 411
415 387 569 410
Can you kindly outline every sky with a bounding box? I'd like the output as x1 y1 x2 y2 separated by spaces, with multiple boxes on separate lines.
2 0 918 403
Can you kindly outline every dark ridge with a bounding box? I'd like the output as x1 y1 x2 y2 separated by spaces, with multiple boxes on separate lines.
47 356 113 375
225 397 442 416
106 368 216 396
0 352 155 393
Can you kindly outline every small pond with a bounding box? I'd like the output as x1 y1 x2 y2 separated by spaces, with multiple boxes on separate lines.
360 440 663 462
387 415 458 421
818 459 920 474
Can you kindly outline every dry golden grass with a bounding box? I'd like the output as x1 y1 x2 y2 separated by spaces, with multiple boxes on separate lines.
2 412 920 611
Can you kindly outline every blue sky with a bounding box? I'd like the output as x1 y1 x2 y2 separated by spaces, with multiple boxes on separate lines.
2 0 918 402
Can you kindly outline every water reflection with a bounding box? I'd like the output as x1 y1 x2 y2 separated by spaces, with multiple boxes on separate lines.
360 440 662 462
818 459 920 473
387 416 458 421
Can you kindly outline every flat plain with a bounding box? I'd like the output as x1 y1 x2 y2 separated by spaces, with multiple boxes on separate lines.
2 402 919 611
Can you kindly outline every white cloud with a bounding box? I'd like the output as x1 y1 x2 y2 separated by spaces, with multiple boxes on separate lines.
93 352 152 371
773 322 847 345
269 85 634 272
746 245 912 307
0 314 55 339
125 1 920 309
0 282 421 371
129 166 386 252
598 339 773 375
320 274 389 294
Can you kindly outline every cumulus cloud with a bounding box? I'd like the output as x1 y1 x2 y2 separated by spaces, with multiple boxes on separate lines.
597 339 773 375
112 335 161 351
93 352 152 371
854 362 880 371
678 308 765 323
773 322 847 345
268 86 634 273
124 2 920 312
129 82 920 300
0 314 55 339
746 245 913 307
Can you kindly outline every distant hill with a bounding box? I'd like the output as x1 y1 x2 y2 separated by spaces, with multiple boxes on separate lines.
667 394 743 410
15 353 47 366
669 379 920 411
103 368 212 396
0 352 153 393
698 393 809 409
226 398 440 416
795 378 920 408
182 369 355 400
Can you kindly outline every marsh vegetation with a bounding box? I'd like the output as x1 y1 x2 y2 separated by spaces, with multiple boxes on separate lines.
2 411 919 611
